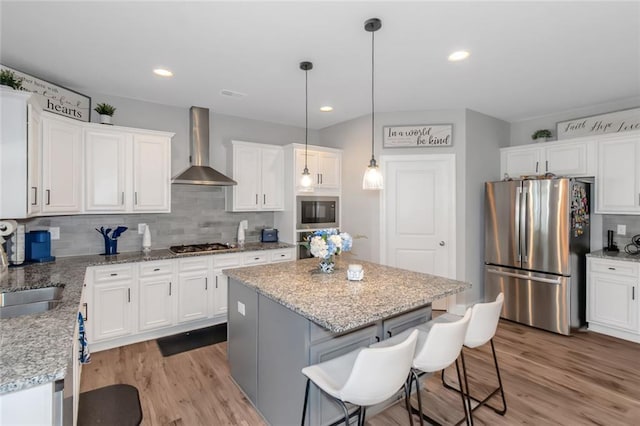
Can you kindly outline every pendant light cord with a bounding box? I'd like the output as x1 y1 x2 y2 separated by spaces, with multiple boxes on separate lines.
370 30 376 164
305 67 309 169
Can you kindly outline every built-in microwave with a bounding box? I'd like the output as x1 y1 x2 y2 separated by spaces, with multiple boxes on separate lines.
296 196 339 230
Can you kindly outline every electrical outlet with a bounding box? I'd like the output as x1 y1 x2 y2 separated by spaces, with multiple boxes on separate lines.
138 223 147 234
237 301 245 316
49 227 60 240
617 224 626 235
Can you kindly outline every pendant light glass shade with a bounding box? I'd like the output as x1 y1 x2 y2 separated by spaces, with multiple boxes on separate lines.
362 18 383 190
299 61 314 192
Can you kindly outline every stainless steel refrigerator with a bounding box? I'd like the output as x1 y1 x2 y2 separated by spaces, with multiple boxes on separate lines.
484 178 590 335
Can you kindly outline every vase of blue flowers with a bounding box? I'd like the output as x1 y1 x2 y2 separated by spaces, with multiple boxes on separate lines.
306 229 352 273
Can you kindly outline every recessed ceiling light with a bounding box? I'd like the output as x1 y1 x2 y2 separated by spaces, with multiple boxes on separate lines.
153 68 174 77
320 106 333 112
448 51 470 61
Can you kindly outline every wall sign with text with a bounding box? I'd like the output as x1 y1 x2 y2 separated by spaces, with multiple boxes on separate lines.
556 107 640 140
383 124 453 148
1 64 91 122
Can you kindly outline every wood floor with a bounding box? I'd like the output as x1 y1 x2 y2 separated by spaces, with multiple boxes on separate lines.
81 319 640 425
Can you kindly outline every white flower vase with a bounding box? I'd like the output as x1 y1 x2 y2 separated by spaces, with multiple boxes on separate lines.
319 255 335 273
100 114 112 125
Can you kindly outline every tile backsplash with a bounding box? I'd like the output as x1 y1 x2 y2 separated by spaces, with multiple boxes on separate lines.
21 185 274 257
602 215 640 249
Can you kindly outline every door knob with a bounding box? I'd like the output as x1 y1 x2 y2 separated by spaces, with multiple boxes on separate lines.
439 241 445 246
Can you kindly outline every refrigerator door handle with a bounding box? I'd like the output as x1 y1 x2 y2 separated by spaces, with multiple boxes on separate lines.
515 186 522 262
486 268 562 285
523 189 529 264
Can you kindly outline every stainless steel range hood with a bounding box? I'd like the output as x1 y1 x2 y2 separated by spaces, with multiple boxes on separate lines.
172 106 237 186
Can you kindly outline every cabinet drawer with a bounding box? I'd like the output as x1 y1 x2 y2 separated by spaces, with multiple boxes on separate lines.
139 260 174 277
92 264 134 282
589 258 639 277
178 256 210 272
382 306 431 339
270 249 294 263
213 253 242 269
243 252 268 265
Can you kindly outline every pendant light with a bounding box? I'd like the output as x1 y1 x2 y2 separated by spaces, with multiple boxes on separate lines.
299 61 314 192
362 18 384 190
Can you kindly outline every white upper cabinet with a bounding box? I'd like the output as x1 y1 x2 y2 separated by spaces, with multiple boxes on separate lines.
85 128 172 214
133 133 172 212
596 133 640 214
227 140 284 211
85 129 128 212
294 147 341 193
42 115 83 214
1 89 44 219
500 139 595 179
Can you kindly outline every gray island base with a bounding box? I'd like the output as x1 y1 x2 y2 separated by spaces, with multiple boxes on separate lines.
224 258 471 426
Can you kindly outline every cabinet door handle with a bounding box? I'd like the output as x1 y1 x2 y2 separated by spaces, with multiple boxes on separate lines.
387 330 393 338
375 336 380 342
535 162 539 174
169 282 172 296
320 174 323 184
263 194 266 204
215 276 218 289
633 287 635 301
608 267 616 270
545 160 549 173
31 187 37 205
82 302 88 322
110 273 118 276
255 194 258 205
638 193 640 206
134 192 138 205
121 192 125 205
205 277 208 290
127 288 131 303
154 268 160 272
46 189 51 205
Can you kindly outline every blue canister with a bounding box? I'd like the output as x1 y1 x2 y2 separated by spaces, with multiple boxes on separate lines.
25 230 56 263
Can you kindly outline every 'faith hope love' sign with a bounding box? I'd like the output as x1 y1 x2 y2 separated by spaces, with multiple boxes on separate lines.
556 108 640 140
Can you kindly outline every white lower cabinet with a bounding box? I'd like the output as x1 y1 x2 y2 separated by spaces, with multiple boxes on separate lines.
177 257 211 323
86 248 295 351
89 264 135 342
587 257 640 342
138 260 175 331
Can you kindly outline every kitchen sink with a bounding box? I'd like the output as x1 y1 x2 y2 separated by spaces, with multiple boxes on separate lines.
0 286 64 319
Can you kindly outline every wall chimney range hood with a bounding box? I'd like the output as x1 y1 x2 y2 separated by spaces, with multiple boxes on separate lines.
172 106 237 186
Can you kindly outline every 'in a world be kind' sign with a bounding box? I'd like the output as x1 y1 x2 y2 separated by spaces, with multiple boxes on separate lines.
383 124 453 148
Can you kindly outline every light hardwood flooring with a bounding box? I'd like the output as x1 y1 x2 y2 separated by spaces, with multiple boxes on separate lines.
81 319 640 425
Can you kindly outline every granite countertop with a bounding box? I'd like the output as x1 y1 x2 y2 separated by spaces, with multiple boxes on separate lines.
587 249 640 263
0 241 294 395
224 257 471 333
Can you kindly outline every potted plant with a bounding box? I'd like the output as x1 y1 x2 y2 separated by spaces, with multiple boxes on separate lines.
531 129 552 142
0 69 23 90
94 102 116 125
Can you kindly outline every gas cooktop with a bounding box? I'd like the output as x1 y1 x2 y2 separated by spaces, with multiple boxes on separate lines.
169 243 234 254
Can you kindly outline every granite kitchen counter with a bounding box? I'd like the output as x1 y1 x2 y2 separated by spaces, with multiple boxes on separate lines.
587 249 640 263
224 257 471 333
0 241 295 395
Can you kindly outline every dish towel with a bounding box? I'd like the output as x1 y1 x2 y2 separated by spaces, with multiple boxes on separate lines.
78 311 91 364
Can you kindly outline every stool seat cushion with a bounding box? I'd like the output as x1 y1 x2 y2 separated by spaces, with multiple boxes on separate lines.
301 348 364 400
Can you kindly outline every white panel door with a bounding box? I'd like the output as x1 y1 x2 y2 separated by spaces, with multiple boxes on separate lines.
596 135 640 214
212 272 229 316
139 276 174 331
232 144 261 210
41 116 82 213
588 272 637 332
92 282 133 342
85 129 127 211
500 146 542 178
27 104 42 216
133 134 171 212
382 155 455 310
317 151 340 188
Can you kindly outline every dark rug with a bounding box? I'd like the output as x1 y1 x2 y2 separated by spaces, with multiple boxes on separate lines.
78 384 142 426
156 323 227 357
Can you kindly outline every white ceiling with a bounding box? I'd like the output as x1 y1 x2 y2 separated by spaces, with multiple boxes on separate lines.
1 1 639 129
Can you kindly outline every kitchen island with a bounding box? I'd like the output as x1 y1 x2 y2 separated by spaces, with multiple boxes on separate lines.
224 257 471 426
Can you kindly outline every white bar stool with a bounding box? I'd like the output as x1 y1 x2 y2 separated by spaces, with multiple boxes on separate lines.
425 293 506 425
300 329 418 426
372 308 472 426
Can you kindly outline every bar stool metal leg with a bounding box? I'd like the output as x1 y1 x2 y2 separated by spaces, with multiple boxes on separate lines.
301 379 310 426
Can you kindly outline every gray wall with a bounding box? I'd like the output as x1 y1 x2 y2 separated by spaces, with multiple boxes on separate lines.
23 91 318 257
509 96 640 146
464 109 510 304
602 215 640 250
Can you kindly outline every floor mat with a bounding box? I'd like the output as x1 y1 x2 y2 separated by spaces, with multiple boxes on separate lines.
78 384 142 426
156 323 227 357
